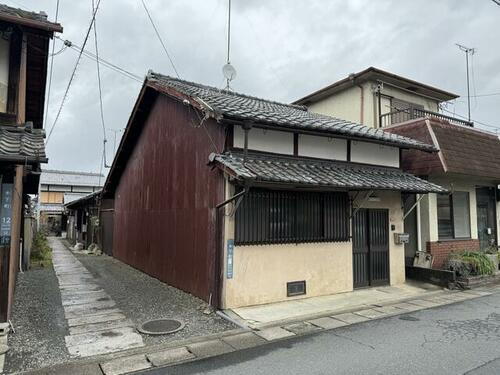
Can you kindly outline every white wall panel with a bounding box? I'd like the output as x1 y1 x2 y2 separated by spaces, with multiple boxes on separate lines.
351 141 399 168
234 126 294 155
298 135 347 160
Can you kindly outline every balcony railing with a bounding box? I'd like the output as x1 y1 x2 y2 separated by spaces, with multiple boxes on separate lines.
380 107 473 128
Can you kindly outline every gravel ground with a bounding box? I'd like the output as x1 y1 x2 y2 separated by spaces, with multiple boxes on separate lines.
73 250 235 346
5 265 70 374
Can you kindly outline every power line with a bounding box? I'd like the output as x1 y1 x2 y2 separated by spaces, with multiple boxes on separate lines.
46 0 103 144
470 92 500 98
55 36 142 82
43 0 60 129
140 0 180 78
92 0 109 170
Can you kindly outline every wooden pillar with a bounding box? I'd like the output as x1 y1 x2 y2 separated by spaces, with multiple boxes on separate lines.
7 166 23 319
5 33 27 320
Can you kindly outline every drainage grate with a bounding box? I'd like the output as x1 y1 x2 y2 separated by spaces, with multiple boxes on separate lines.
137 319 185 335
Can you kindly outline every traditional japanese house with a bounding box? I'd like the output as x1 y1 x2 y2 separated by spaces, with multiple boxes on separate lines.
0 4 62 321
101 71 445 309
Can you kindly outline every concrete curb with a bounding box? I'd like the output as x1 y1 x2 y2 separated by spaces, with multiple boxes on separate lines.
18 285 500 375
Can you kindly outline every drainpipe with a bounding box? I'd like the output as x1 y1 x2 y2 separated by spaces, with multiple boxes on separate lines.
242 121 252 165
377 84 382 128
357 84 364 124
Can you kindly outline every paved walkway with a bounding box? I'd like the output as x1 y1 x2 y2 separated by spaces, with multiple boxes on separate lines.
51 238 144 358
229 282 440 328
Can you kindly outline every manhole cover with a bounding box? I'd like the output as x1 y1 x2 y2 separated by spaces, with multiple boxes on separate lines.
137 319 185 335
399 315 420 322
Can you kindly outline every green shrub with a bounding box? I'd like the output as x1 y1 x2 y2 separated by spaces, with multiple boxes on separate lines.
31 231 52 267
447 251 495 277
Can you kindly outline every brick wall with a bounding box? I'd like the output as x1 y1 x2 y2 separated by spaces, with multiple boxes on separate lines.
427 240 480 269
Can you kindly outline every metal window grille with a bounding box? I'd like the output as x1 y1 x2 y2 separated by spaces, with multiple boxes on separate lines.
235 189 349 245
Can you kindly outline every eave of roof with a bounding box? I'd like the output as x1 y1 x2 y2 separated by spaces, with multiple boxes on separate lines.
65 190 101 209
0 5 63 33
294 67 459 105
211 151 447 194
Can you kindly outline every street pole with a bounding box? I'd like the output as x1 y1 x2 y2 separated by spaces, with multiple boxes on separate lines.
466 51 470 121
456 43 475 122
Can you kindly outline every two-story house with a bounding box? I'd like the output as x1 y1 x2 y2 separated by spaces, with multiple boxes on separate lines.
100 71 445 310
0 5 62 321
295 67 500 270
38 169 104 235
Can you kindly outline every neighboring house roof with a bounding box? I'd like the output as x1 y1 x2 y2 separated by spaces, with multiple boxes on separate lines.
148 72 437 152
0 4 63 33
39 203 63 213
385 118 500 180
210 152 446 193
294 66 459 105
41 170 105 187
64 193 91 204
0 125 47 163
65 190 101 210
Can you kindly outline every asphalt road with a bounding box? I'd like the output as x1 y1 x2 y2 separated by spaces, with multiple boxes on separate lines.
141 292 500 375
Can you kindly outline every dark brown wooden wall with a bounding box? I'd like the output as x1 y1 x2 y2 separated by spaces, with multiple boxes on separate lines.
100 199 114 256
112 94 225 302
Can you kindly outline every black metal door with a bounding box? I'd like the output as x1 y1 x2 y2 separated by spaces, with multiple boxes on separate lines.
353 209 390 288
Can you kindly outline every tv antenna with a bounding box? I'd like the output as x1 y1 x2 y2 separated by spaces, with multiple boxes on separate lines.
223 0 236 90
456 43 475 121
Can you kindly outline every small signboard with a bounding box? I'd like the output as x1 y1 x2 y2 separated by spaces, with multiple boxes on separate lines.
226 239 234 279
0 184 13 246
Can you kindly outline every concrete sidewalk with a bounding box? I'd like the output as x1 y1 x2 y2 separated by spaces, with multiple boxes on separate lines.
228 282 441 328
22 283 500 375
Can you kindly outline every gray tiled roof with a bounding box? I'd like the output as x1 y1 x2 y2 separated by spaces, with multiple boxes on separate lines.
212 152 446 193
148 72 437 152
0 4 62 32
41 170 104 187
0 126 47 162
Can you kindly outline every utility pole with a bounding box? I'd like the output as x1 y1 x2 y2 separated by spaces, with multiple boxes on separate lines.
106 128 123 156
456 43 475 122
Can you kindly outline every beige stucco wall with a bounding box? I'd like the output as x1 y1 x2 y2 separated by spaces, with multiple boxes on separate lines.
307 84 366 125
306 80 440 129
221 182 406 309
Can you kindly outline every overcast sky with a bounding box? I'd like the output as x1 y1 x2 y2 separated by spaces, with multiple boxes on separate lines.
6 0 500 174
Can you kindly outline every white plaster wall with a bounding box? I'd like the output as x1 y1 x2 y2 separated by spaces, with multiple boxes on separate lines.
0 37 10 113
233 126 294 155
350 141 400 168
298 134 347 160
